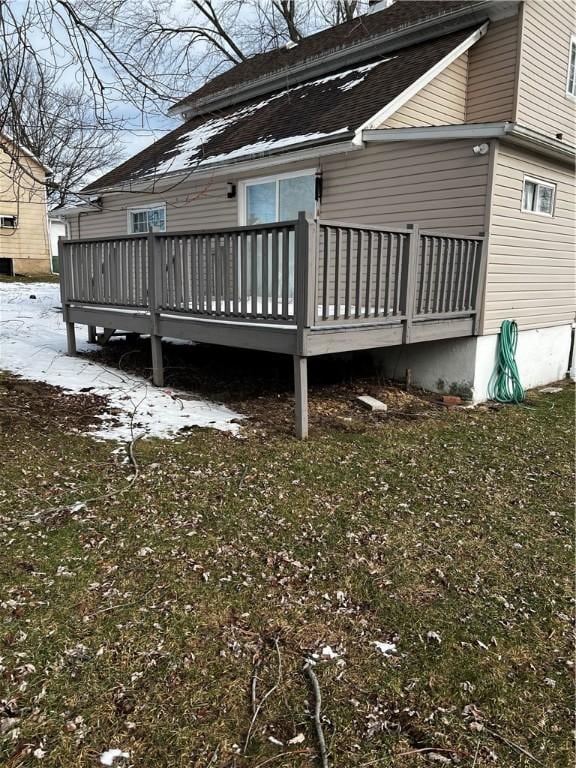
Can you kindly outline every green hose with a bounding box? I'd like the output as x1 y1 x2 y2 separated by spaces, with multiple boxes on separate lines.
488 320 524 404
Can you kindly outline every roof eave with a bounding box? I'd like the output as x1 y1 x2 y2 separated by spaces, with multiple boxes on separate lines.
78 134 357 197
362 122 576 164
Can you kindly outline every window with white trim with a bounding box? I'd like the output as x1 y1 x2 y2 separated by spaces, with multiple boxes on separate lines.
128 204 166 233
0 214 17 228
567 35 576 97
242 171 316 225
521 177 556 216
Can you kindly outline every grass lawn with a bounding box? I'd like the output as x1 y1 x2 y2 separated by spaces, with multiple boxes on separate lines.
0 373 573 767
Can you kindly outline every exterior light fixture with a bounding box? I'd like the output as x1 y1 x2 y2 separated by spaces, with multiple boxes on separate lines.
226 182 236 199
315 171 323 202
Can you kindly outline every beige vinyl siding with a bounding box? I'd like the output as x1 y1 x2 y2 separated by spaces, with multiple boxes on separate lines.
466 16 519 123
515 0 575 143
0 145 51 274
380 55 468 129
483 143 575 334
69 140 489 239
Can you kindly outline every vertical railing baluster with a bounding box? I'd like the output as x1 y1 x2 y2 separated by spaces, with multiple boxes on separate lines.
240 232 248 316
344 228 352 320
261 230 269 318
232 234 239 315
333 227 341 321
364 230 372 318
373 232 382 318
271 230 278 317
384 233 392 316
354 230 363 318
322 226 330 321
281 228 290 319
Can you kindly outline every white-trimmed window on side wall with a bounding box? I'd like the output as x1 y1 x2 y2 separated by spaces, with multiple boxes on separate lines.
567 34 576 98
128 204 166 233
521 176 556 217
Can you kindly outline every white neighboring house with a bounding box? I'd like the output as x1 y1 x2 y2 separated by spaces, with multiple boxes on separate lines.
48 213 67 272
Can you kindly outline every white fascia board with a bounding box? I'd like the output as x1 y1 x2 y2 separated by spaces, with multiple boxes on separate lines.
362 121 576 164
363 122 510 142
352 23 489 146
84 139 360 196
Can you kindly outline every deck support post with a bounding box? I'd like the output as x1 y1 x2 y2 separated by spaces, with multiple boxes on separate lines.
147 229 164 388
65 322 77 356
401 225 419 344
293 355 308 440
151 334 164 387
58 236 77 356
87 325 97 344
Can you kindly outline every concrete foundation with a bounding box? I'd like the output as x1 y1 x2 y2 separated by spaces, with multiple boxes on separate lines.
13 258 52 276
375 323 573 401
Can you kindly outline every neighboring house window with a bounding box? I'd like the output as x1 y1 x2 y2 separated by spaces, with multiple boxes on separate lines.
128 205 166 233
0 214 17 228
521 177 556 216
567 35 576 97
242 171 316 225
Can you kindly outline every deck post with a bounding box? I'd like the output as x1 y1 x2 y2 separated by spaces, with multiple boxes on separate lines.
65 320 77 356
58 237 77 356
147 231 164 387
471 239 486 335
401 225 419 344
293 355 308 440
87 325 97 344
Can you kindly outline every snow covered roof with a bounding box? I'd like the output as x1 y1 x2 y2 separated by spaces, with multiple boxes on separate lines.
83 26 479 193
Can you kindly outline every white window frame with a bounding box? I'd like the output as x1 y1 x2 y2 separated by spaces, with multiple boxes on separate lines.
566 34 576 100
0 214 18 229
238 169 317 225
127 203 167 234
521 175 556 217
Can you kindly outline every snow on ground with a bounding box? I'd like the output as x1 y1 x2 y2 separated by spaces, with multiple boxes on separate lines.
0 282 242 441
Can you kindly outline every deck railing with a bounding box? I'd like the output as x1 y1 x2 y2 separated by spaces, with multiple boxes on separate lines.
60 214 484 336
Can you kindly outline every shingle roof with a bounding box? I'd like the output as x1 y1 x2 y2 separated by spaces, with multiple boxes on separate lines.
83 25 480 192
173 0 477 113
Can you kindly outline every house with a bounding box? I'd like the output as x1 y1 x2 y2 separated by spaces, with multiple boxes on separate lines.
48 213 67 273
58 0 575 436
0 134 52 275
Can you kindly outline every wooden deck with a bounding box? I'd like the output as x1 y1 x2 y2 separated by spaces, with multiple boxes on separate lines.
59 213 485 437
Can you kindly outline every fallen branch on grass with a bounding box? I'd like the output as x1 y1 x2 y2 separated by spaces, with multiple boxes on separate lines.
303 660 329 768
484 726 544 765
22 434 142 520
244 639 282 754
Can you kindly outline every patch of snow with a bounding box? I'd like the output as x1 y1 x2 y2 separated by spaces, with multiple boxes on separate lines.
202 129 350 166
288 733 305 745
0 282 242 441
150 56 395 177
373 641 397 656
321 645 339 659
100 749 129 766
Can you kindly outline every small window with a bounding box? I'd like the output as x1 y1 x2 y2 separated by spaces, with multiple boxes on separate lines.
567 35 576 98
128 205 166 233
521 177 556 216
0 214 17 228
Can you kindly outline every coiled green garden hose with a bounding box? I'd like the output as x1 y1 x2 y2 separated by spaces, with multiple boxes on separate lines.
488 319 524 403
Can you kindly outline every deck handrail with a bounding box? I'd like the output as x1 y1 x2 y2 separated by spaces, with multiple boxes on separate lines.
59 215 485 341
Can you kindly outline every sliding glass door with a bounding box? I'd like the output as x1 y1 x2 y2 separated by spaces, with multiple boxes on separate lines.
242 172 315 309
